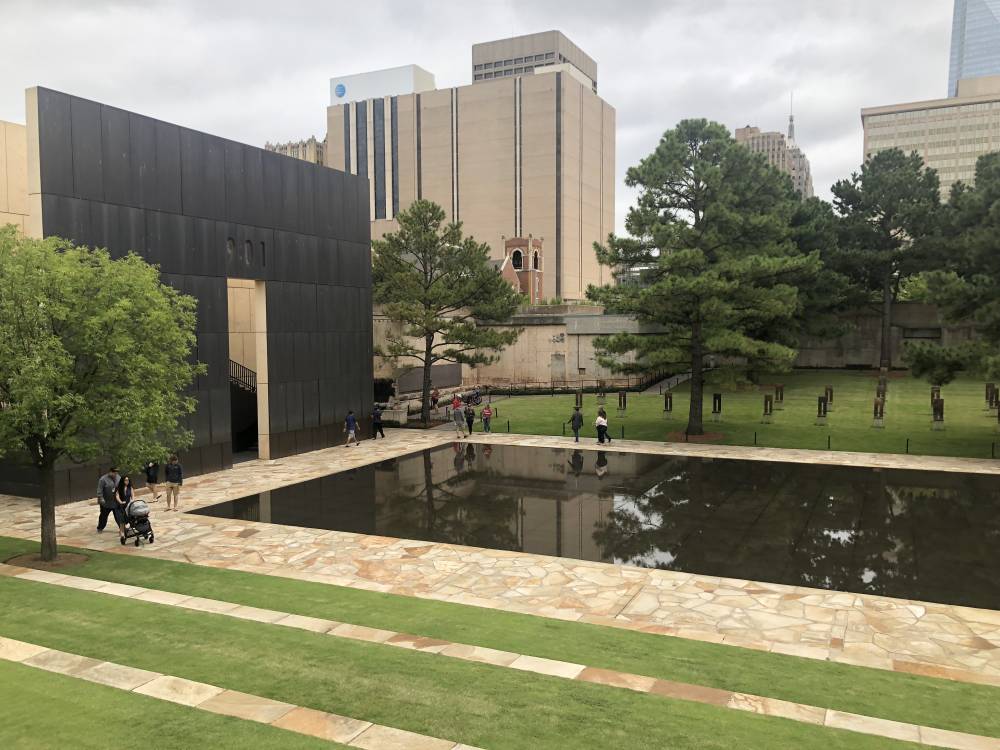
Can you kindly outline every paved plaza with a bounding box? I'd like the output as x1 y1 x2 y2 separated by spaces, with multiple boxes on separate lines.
1 430 999 691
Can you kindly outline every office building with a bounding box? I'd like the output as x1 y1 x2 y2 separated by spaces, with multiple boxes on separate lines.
0 87 372 501
325 31 615 300
949 0 1000 97
734 115 814 198
265 135 326 165
862 74 1000 195
472 30 598 92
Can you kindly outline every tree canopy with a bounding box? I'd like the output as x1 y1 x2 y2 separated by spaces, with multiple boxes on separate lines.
0 227 203 560
372 200 523 423
587 119 823 435
829 148 941 369
905 152 1000 383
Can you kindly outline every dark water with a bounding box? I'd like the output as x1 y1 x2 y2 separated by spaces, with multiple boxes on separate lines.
193 443 1000 609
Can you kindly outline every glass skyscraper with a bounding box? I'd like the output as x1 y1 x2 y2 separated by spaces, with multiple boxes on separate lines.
949 0 1000 96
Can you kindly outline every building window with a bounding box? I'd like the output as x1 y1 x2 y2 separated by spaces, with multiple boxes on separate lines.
514 67 523 74
514 57 523 64
532 251 539 270
226 237 235 263
244 240 253 264
525 66 534 73
534 54 545 61
504 69 512 76
484 61 493 69
474 64 483 71
512 250 523 270
484 72 493 79
475 74 483 80
504 59 513 65
260 241 266 266
545 52 554 59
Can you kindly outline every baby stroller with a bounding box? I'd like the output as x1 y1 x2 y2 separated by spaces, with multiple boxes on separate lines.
120 499 154 547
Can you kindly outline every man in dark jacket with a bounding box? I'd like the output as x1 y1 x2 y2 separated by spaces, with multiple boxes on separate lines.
569 406 584 443
163 455 183 511
96 467 120 533
372 405 386 439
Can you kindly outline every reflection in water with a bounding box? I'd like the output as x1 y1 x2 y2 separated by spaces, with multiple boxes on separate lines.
193 445 1000 609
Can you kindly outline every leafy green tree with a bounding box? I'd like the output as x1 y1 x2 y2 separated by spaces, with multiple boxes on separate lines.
587 119 822 436
905 152 1000 382
0 227 202 561
829 149 941 369
372 200 523 424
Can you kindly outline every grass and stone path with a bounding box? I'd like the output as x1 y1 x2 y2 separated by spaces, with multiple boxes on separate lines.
2 541 1000 749
483 369 1000 458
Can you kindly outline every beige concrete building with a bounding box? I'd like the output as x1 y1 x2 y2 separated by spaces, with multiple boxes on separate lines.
326 31 615 301
0 120 32 234
862 74 1000 196
472 29 598 93
265 135 326 165
735 116 814 198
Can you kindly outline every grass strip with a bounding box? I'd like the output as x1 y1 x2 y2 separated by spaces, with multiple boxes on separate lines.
0 575 922 750
2 536 995 739
0 659 340 750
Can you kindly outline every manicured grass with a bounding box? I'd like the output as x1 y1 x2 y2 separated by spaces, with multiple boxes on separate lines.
0 659 341 750
0 576 919 750
482 369 1000 458
3 537 998 739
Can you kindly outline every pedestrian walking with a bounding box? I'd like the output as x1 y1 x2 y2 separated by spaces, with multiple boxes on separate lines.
464 403 476 435
372 405 386 439
163 455 183 511
116 475 134 537
144 460 161 501
481 404 493 433
595 411 609 444
569 405 584 443
430 388 440 413
96 467 120 533
453 398 468 438
344 410 360 447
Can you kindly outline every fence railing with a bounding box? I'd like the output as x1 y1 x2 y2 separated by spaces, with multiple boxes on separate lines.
229 360 257 394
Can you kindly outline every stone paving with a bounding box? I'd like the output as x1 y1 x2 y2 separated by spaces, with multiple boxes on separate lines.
0 633 479 749
1 431 999 689
6 563 1000 749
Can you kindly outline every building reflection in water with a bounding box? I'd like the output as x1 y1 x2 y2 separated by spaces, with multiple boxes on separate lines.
193 445 1000 609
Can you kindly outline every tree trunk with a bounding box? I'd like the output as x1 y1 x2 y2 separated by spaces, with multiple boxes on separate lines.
39 457 58 562
879 274 893 370
687 322 705 436
420 333 434 425
423 449 436 532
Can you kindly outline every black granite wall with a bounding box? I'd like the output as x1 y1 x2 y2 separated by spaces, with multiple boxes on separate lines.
1 87 372 501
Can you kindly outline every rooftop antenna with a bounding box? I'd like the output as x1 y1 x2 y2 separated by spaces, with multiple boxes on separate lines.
788 91 796 142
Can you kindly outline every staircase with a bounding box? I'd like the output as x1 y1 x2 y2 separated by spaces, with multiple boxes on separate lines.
229 360 256 394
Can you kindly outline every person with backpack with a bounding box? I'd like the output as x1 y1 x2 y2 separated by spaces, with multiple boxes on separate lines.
481 404 493 433
344 410 360 447
464 402 476 435
372 405 386 439
163 455 184 511
569 406 584 443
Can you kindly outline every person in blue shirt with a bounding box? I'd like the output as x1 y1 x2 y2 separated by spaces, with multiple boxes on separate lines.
344 410 360 447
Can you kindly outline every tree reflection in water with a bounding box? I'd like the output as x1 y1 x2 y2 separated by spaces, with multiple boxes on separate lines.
593 457 1000 609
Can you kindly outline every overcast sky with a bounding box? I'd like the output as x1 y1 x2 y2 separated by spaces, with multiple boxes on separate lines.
0 0 953 231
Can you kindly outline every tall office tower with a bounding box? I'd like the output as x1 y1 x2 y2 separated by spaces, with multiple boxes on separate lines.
863 74 1000 196
734 116 814 198
949 0 1000 97
326 32 615 300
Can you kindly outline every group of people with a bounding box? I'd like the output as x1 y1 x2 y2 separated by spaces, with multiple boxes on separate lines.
568 405 614 444
450 394 493 438
343 406 388 447
96 455 183 535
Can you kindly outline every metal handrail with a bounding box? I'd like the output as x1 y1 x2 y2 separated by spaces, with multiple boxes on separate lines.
229 360 257 393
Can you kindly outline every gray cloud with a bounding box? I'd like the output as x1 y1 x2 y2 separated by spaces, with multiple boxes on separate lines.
0 0 953 231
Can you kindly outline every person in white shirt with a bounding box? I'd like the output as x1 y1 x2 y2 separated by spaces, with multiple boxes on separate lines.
595 408 610 444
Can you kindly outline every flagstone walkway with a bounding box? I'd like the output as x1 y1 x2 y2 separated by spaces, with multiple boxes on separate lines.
1 431 999 689
4 563 999 749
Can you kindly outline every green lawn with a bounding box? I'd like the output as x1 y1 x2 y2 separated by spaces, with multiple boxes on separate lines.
2 537 998 741
0 574 921 750
0 660 342 750
481 369 1000 458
